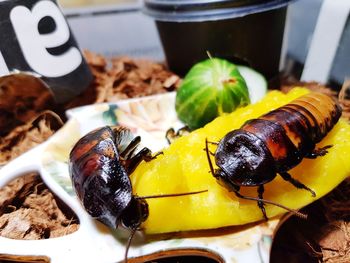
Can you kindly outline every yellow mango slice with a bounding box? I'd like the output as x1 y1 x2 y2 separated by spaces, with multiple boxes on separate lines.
131 88 350 234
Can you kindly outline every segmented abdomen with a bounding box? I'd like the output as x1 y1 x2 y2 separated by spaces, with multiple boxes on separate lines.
69 126 132 227
69 127 119 199
241 92 342 171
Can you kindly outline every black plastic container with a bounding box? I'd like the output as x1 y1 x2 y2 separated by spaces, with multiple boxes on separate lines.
143 0 295 79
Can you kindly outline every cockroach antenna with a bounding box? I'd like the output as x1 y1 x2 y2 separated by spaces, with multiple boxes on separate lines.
135 189 208 200
124 189 208 262
124 227 137 263
69 125 209 263
233 192 308 219
205 138 308 220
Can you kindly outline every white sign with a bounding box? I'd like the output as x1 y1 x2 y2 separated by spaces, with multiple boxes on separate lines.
10 0 82 77
0 51 9 75
0 0 92 103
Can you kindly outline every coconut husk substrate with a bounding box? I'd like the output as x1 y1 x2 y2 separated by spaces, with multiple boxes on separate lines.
0 172 78 240
0 52 349 263
0 51 180 243
272 80 350 263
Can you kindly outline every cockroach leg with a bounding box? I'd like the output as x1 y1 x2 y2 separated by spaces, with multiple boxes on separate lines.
232 185 308 219
208 150 216 156
165 128 176 144
279 172 316 197
205 138 216 176
151 151 163 159
206 140 219 145
203 146 216 156
204 139 218 157
208 93 341 220
178 126 190 134
121 136 141 159
124 148 152 174
69 125 207 263
125 148 162 174
305 145 333 159
257 185 268 221
165 126 191 144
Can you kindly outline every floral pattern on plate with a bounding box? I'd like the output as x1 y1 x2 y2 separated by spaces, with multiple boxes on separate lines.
0 92 281 263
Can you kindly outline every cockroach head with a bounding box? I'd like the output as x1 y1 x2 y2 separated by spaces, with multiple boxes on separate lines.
215 130 276 186
121 197 149 230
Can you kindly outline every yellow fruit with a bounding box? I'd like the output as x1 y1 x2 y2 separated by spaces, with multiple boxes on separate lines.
131 88 350 234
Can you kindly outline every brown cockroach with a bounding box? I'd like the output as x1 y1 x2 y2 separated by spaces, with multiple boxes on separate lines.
206 92 342 219
69 126 206 262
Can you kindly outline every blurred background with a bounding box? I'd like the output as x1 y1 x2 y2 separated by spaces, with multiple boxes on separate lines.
58 0 349 88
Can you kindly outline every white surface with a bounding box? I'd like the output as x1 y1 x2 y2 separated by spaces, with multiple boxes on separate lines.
0 93 274 263
301 0 350 83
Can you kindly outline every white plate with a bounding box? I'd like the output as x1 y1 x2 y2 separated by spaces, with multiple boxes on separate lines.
0 92 280 263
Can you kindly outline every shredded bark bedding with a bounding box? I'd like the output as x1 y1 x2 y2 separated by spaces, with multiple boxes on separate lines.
64 50 180 109
1 51 180 165
0 52 180 243
270 178 350 263
0 111 63 166
0 52 349 263
0 173 79 240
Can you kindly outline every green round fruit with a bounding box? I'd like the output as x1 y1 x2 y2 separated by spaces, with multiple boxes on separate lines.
175 58 250 130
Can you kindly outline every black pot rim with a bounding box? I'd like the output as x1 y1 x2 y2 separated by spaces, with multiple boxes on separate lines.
143 0 296 22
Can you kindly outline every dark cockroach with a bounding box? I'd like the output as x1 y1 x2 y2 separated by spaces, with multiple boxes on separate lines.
206 92 342 219
68 126 206 262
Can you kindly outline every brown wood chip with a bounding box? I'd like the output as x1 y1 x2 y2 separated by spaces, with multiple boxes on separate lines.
0 173 79 240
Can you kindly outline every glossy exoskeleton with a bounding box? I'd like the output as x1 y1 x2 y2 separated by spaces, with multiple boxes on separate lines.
69 126 206 261
69 126 154 231
206 92 342 219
